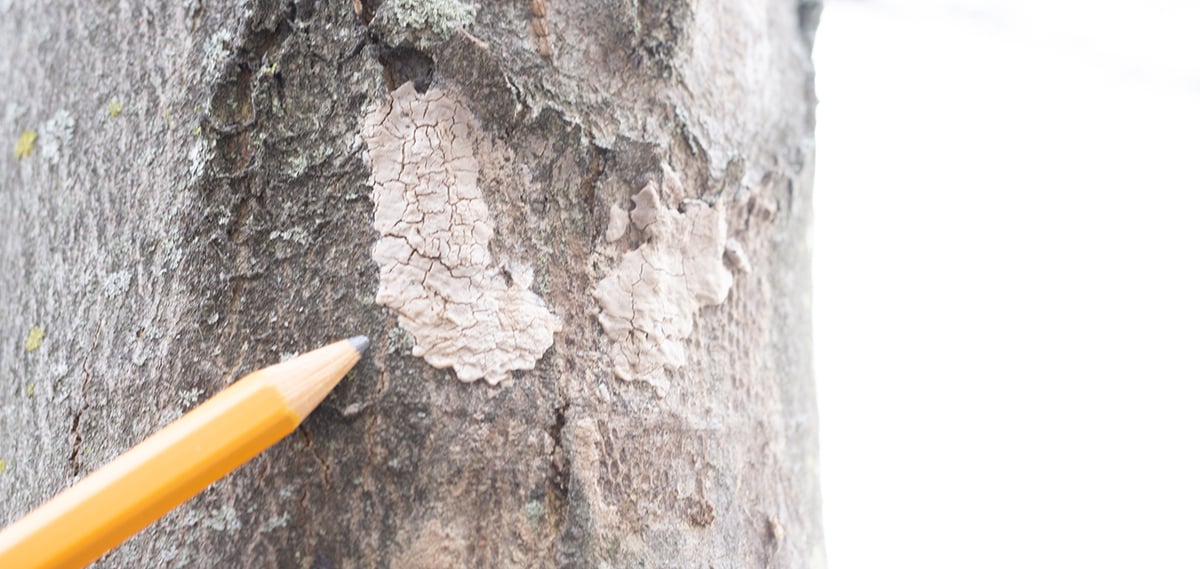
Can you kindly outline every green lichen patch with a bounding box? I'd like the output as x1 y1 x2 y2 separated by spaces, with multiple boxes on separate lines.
523 500 545 525
107 100 123 117
259 512 290 533
25 382 34 398
24 325 45 352
260 60 280 77
372 0 475 48
14 130 36 158
0 459 7 475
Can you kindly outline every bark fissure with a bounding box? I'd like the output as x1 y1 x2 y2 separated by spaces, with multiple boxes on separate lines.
546 402 572 531
67 334 101 477
67 412 84 477
298 425 332 491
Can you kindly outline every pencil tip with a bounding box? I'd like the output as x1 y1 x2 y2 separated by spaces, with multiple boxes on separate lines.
348 335 370 355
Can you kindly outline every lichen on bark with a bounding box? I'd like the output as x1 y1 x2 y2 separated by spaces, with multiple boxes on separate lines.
369 0 476 49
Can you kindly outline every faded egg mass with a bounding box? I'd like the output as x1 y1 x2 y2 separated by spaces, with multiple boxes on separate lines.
593 165 734 395
362 83 561 385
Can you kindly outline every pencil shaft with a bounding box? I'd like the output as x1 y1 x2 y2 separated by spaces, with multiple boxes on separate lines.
0 337 363 569
0 378 298 568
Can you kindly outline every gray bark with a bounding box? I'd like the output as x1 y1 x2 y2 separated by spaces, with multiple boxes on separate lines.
0 0 822 567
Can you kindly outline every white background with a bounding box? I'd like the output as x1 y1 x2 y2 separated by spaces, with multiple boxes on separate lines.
814 1 1200 567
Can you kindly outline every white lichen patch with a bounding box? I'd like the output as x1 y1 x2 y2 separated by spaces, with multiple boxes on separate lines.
201 28 235 79
258 512 290 533
268 226 310 245
203 504 242 532
594 168 733 394
39 110 75 165
363 83 561 385
103 270 131 298
178 388 203 408
186 136 214 182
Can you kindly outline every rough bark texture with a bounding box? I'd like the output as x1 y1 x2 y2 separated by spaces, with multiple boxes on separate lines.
0 0 822 567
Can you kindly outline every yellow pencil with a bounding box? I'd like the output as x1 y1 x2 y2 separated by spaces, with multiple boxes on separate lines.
0 336 369 569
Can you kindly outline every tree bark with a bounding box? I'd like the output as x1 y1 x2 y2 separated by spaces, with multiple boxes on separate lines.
0 0 822 567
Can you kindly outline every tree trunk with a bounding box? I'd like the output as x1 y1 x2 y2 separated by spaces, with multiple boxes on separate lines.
0 0 822 567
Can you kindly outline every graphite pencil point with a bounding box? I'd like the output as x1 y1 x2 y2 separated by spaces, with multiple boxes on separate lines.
348 335 370 355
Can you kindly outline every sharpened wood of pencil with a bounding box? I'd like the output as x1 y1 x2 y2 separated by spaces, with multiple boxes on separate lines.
0 336 369 569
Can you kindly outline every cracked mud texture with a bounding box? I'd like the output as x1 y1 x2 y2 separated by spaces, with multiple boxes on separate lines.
0 0 822 567
363 83 561 385
594 168 733 394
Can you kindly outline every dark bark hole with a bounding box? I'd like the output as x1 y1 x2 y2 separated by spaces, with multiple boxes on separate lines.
214 131 254 174
291 0 315 23
379 47 435 93
549 403 571 492
211 64 255 128
543 402 572 532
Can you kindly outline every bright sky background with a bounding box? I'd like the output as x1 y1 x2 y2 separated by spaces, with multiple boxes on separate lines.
813 1 1200 567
